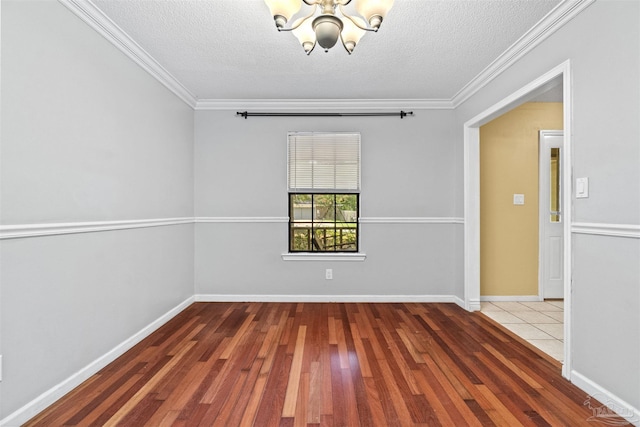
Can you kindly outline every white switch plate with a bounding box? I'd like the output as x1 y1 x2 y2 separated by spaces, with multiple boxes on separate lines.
576 177 589 198
0 354 3 381
513 194 525 205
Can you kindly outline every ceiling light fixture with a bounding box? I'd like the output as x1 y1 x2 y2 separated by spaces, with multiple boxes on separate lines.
264 0 394 54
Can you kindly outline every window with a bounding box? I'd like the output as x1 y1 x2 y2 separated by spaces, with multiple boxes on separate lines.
288 132 360 253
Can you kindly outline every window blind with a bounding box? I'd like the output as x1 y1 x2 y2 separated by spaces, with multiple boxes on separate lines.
288 132 361 192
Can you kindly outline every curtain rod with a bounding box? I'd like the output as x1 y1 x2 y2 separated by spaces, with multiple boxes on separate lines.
236 111 413 119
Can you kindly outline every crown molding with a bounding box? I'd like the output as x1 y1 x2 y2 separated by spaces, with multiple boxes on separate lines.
194 98 454 111
451 0 595 107
59 0 593 111
58 0 198 108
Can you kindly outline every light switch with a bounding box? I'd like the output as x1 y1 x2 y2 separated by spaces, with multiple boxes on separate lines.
513 194 525 205
576 177 589 198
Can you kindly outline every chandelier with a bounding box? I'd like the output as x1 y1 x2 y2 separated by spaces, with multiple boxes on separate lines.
264 0 394 54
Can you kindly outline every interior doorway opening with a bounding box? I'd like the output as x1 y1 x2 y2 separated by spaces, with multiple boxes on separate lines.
463 61 573 378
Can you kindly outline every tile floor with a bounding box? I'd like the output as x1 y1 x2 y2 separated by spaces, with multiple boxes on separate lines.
480 300 564 362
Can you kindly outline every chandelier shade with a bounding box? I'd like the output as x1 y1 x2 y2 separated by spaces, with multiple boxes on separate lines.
265 0 394 55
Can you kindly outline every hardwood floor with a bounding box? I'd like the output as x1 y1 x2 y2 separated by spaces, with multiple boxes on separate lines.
25 302 625 426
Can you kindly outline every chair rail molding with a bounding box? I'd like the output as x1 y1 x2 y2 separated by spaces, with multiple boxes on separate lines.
0 217 193 240
572 222 640 239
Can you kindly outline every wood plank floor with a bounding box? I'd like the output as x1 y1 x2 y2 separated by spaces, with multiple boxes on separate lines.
25 302 626 426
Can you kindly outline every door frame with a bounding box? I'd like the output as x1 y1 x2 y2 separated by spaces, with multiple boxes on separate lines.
463 60 573 378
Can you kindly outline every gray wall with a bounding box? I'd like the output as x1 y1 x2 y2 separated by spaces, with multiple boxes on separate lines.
2 0 638 422
194 111 462 297
0 0 194 420
454 0 639 411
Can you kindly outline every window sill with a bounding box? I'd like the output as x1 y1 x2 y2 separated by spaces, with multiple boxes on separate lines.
281 253 366 262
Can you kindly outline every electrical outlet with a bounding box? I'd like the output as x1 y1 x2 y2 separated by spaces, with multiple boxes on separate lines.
0 354 3 381
325 269 333 280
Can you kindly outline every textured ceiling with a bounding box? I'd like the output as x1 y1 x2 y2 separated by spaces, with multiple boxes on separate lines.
90 0 561 101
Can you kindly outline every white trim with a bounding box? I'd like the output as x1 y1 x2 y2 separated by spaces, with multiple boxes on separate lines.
480 295 543 302
0 217 193 240
451 0 594 107
359 217 464 224
57 1 592 112
0 216 466 240
58 0 197 108
281 253 366 262
0 297 195 427
195 294 461 303
572 222 640 239
194 217 289 224
463 60 573 378
571 370 640 426
467 298 482 312
195 98 454 111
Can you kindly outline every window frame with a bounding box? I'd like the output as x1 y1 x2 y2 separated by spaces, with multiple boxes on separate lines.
284 131 365 260
288 192 360 253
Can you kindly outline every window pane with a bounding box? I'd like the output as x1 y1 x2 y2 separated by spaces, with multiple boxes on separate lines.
313 194 335 222
335 226 357 251
336 194 358 222
550 148 561 223
291 194 312 221
314 227 335 251
291 226 312 251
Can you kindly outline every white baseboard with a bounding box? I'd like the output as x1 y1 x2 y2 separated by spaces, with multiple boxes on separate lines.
452 295 466 309
466 298 482 312
480 295 543 302
571 370 640 426
194 294 461 304
0 296 195 427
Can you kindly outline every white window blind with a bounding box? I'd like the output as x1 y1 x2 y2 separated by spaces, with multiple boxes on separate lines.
288 132 361 192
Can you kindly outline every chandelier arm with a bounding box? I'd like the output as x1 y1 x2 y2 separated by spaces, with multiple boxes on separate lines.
335 0 353 5
338 5 377 32
339 33 352 55
278 4 318 32
301 0 319 5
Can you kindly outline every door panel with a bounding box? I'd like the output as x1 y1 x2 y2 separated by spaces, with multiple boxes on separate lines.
539 130 564 299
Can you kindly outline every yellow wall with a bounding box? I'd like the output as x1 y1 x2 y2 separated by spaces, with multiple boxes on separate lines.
480 102 563 296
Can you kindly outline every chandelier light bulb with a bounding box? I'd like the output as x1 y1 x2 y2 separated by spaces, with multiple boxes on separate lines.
355 0 394 30
265 0 393 54
265 0 303 28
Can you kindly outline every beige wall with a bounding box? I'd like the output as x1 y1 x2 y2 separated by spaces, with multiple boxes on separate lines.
480 102 563 296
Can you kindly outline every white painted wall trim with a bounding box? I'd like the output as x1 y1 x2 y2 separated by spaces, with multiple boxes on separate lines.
571 370 640 426
56 0 592 112
195 98 454 111
0 297 195 427
0 216 465 240
360 217 464 224
195 294 463 304
195 216 463 225
0 218 193 240
281 253 367 262
58 0 197 108
572 222 640 239
194 216 289 224
451 0 594 106
480 295 543 302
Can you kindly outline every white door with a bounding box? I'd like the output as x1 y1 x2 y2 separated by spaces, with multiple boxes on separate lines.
539 130 564 299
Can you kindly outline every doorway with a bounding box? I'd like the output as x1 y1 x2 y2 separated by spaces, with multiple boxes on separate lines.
463 61 573 378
